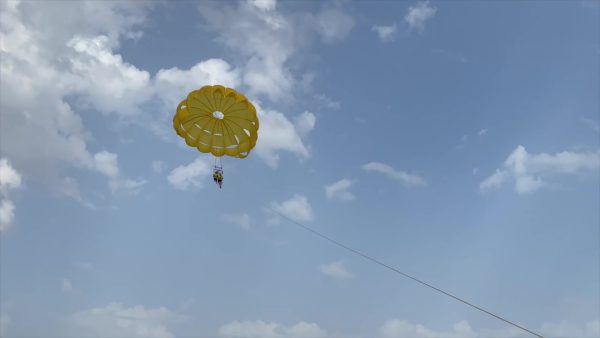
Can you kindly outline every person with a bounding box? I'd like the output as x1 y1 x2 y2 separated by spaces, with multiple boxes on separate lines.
213 169 223 188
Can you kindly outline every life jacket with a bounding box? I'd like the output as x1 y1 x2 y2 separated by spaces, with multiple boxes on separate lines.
213 171 223 181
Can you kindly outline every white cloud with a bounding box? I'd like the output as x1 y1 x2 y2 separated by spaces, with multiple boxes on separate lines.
480 169 510 191
0 199 16 232
381 319 477 338
66 35 152 117
319 261 353 279
372 24 398 42
154 58 242 113
108 178 147 195
314 8 355 43
477 128 488 136
2 0 333 206
151 161 164 174
254 104 312 168
3 1 151 52
294 111 316 138
363 162 426 187
223 213 252 231
404 1 437 33
0 1 150 201
66 302 183 338
219 320 327 338
325 179 356 200
539 320 600 338
372 1 436 42
1 0 341 211
167 157 212 190
0 158 22 232
196 2 353 101
248 0 277 12
94 151 119 177
269 194 314 223
97 45 311 171
379 319 600 338
196 2 302 102
480 145 600 194
0 158 22 193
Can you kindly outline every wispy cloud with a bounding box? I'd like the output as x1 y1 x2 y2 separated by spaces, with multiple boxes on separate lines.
432 49 467 63
362 162 426 187
219 320 327 338
319 261 353 279
223 213 252 231
58 177 96 209
314 93 341 110
372 1 436 42
73 261 94 271
455 134 469 150
372 24 398 42
152 161 164 174
454 129 488 150
93 151 147 194
404 1 437 33
580 117 599 133
61 278 81 295
325 179 356 201
268 194 314 223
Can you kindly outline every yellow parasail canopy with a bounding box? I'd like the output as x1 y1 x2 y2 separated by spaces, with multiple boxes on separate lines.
173 85 259 158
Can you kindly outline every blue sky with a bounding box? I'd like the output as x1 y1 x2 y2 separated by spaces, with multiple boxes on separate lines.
0 0 599 337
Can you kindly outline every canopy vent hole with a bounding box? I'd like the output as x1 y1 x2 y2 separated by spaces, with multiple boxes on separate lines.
213 111 225 119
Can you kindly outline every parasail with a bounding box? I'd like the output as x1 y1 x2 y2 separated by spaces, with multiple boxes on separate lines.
173 85 259 188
